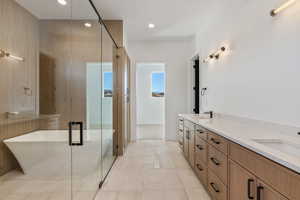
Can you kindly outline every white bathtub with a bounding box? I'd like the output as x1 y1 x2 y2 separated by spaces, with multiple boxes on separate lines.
4 130 113 179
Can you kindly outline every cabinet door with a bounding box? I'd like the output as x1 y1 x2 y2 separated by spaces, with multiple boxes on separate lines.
188 129 195 169
256 181 288 200
229 160 256 200
183 128 189 160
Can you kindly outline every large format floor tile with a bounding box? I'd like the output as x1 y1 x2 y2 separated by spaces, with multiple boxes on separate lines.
96 140 211 200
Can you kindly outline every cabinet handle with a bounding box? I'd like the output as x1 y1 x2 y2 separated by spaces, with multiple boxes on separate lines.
257 186 264 200
196 144 204 150
196 129 204 134
68 121 83 146
186 130 190 140
247 179 254 200
210 182 220 193
211 138 220 144
179 129 184 132
210 157 220 166
196 164 203 171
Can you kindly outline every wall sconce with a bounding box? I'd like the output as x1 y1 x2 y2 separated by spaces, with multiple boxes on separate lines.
270 0 296 16
0 49 24 61
203 46 227 63
214 47 226 59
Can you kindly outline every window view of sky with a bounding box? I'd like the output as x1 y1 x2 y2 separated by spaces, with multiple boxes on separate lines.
104 72 113 97
152 72 165 97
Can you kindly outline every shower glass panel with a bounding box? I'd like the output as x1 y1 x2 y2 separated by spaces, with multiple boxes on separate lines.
0 0 118 199
101 27 117 179
69 0 102 199
39 1 73 199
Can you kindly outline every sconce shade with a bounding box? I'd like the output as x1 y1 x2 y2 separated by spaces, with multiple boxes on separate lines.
203 46 228 63
0 49 24 61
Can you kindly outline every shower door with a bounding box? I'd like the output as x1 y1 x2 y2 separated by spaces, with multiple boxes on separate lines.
69 1 117 199
68 1 103 199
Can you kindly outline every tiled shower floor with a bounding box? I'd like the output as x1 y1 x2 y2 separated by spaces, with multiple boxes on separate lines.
0 169 98 200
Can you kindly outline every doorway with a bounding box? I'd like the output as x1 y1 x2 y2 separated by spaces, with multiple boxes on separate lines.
136 63 166 140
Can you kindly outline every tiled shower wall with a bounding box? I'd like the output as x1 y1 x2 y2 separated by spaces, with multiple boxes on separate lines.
0 119 40 176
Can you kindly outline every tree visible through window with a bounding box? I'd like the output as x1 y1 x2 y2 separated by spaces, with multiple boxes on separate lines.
103 72 113 97
151 72 165 97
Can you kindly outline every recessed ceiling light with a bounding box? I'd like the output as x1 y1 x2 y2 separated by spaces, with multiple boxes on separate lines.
84 23 92 28
57 0 67 6
148 23 155 29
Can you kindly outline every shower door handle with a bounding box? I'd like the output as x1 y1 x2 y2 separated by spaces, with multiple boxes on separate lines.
69 121 83 146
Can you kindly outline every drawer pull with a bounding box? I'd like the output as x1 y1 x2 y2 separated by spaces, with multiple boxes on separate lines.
196 144 204 150
211 138 220 144
179 141 183 146
196 164 203 171
179 129 184 132
186 130 190 140
210 182 220 193
196 129 204 134
210 157 220 166
257 186 264 200
247 179 255 200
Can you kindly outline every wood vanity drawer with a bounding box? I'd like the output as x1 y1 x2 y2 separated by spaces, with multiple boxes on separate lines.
195 161 207 187
178 130 183 149
208 132 228 155
178 117 184 124
208 169 227 200
208 145 228 185
229 142 300 200
195 125 207 141
178 126 184 133
178 118 184 130
184 119 195 130
195 136 207 163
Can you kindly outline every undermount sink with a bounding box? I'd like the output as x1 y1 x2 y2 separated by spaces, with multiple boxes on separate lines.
252 139 300 158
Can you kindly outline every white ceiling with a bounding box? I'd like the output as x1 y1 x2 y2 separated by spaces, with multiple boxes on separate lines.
15 0 208 41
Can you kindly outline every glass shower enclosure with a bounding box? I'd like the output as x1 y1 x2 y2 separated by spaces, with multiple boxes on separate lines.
0 0 117 199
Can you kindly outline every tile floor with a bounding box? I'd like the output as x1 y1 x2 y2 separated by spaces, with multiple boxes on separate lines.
136 125 165 140
95 140 211 200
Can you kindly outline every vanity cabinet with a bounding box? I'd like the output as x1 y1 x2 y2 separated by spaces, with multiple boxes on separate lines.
229 160 257 200
178 116 300 200
183 128 189 160
256 181 288 200
177 117 184 149
188 129 195 169
229 160 288 200
229 142 300 200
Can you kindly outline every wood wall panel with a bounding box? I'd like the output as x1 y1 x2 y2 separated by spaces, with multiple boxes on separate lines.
103 20 123 47
0 0 39 120
0 0 39 176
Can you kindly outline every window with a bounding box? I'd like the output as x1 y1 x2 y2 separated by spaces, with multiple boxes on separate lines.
103 72 113 97
151 72 165 97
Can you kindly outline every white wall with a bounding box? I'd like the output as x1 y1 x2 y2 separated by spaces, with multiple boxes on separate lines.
136 63 165 125
195 0 300 127
128 39 196 141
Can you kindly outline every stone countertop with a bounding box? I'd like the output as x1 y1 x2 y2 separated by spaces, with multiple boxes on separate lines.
179 113 300 174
